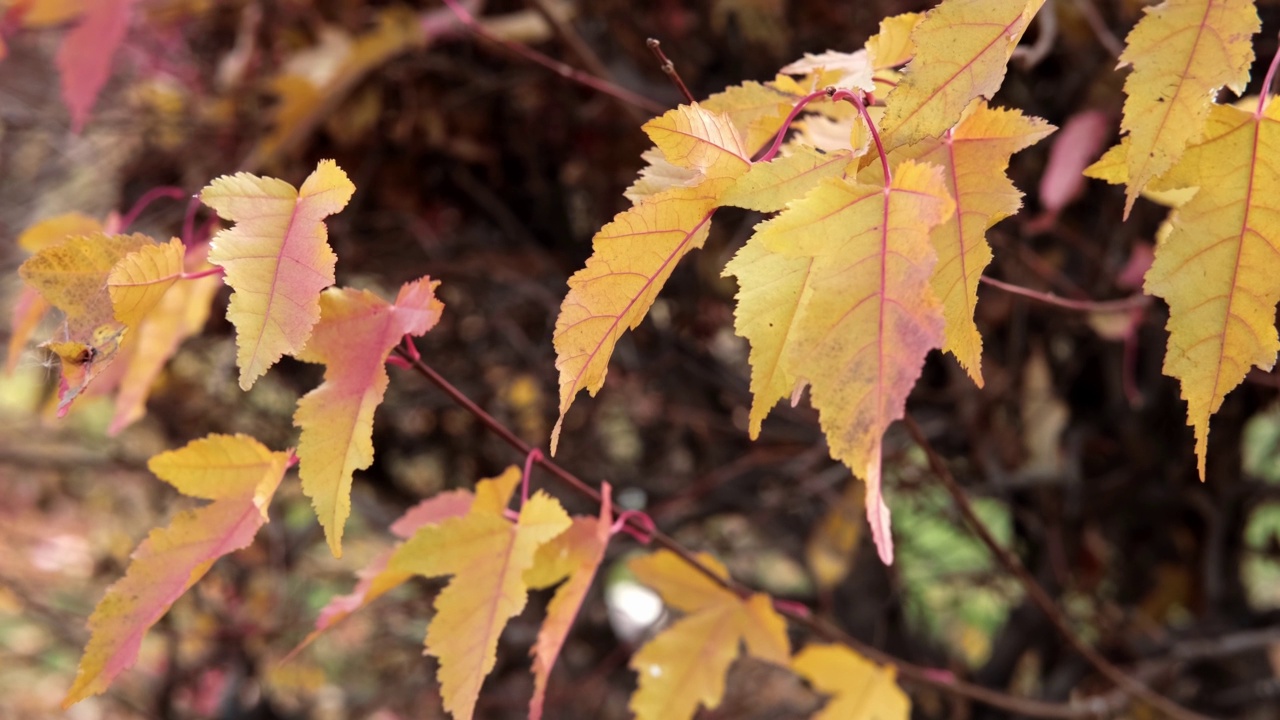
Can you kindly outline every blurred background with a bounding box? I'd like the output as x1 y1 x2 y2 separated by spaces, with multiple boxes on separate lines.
4 0 1280 718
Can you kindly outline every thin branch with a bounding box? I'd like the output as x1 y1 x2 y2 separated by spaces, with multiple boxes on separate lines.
980 275 1150 313
440 0 666 116
904 415 1210 720
646 38 695 104
523 0 648 123
390 346 1130 718
119 187 187 231
1068 0 1124 58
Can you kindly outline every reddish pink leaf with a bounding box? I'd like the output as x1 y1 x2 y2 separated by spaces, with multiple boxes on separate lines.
55 0 135 133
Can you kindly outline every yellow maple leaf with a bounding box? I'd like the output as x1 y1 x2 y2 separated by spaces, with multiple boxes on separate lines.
805 479 865 592
1111 0 1259 217
107 237 185 330
1083 138 1201 208
388 467 571 720
627 550 789 720
1145 100 1280 480
792 644 909 720
524 487 612 720
201 159 354 390
752 162 955 563
864 102 1054 384
18 231 151 413
552 104 750 452
865 12 923 70
701 78 806 155
293 278 444 556
722 232 815 439
878 0 1044 152
7 212 104 373
64 434 290 706
720 145 854 213
108 243 221 434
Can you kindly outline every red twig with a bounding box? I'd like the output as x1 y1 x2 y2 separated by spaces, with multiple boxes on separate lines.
119 187 187 231
1257 32 1280 118
754 89 829 163
520 448 543 505
439 0 665 115
389 345 1129 718
980 276 1149 313
179 266 224 281
830 87 890 185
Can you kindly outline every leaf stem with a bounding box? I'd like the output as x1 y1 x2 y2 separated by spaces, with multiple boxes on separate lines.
830 87 890 185
904 416 1211 720
753 89 830 163
180 266 224 281
980 276 1149 313
119 187 187 231
646 38 695 105
1256 32 1280 118
390 346 1132 718
439 0 665 116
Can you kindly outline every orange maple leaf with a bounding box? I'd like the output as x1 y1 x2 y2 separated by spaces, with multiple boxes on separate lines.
388 467 571 720
63 434 290 706
293 278 444 556
200 159 354 390
627 550 789 720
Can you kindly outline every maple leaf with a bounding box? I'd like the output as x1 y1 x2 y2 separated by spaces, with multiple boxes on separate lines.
864 102 1054 384
781 50 875 94
627 550 789 720
107 237 185 330
865 12 923 70
792 644 910 720
293 278 443 556
64 434 290 706
524 486 613 720
1083 138 1200 208
55 0 135 132
201 159 355 390
1143 100 1280 480
748 161 955 563
293 487 485 657
109 244 221 434
18 231 151 413
552 104 750 452
720 145 854 213
878 0 1044 152
388 466 571 720
1110 0 1259 217
6 212 104 373
701 79 806 154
